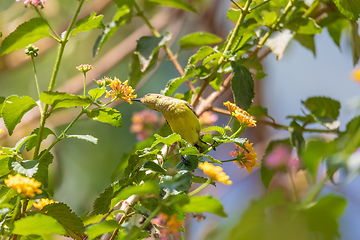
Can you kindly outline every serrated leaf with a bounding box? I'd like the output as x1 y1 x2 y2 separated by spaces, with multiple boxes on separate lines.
227 8 241 22
26 127 55 151
113 181 159 204
230 62 254 110
179 32 222 49
13 214 66 236
247 105 269 120
91 185 115 215
161 77 187 96
0 155 12 177
175 155 199 172
0 97 5 118
201 126 225 135
42 203 85 240
72 12 105 36
86 220 120 239
149 0 197 12
129 33 172 86
14 134 36 152
151 133 184 148
40 91 93 109
294 34 316 56
301 139 336 181
350 21 360 66
182 195 227 217
326 18 349 48
88 88 105 100
86 107 122 127
142 161 166 175
188 46 217 65
12 160 39 178
34 151 53 188
296 18 322 35
0 18 50 55
302 96 341 123
160 171 193 194
333 0 360 21
93 2 133 56
66 134 98 145
1 95 37 135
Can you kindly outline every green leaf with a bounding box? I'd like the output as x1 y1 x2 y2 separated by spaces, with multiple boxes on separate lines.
0 155 12 177
188 46 217 65
326 18 349 48
12 160 39 178
14 134 36 152
301 139 336 181
93 1 134 56
91 184 116 215
88 87 105 100
72 12 105 36
1 95 37 135
350 21 360 66
294 34 316 56
151 133 184 148
161 77 187 96
296 18 322 35
230 62 254 110
40 91 93 109
0 97 5 118
333 0 360 21
42 203 85 240
227 8 241 22
34 151 53 188
247 105 270 120
201 126 225 136
303 195 346 238
26 127 55 151
263 12 278 26
289 121 305 154
179 32 222 49
86 220 120 239
302 96 341 124
129 33 172 86
160 171 193 194
0 18 50 55
175 155 199 172
149 0 197 12
142 161 166 175
113 181 159 204
86 107 122 127
182 195 227 217
66 134 98 145
12 214 66 237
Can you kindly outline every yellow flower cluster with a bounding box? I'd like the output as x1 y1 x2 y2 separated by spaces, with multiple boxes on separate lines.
223 101 256 127
230 140 259 174
33 198 56 210
105 78 137 104
76 64 92 73
198 161 232 185
5 174 42 197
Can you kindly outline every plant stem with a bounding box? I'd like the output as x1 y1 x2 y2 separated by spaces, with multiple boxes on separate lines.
188 179 211 197
192 0 253 107
30 56 42 105
130 204 162 239
83 73 87 97
34 6 61 41
33 0 86 159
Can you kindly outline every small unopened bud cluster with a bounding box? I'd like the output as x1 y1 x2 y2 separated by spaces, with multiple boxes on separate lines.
25 44 39 57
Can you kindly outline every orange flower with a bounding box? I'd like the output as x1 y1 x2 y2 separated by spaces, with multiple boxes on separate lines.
351 68 360 83
198 161 232 185
230 140 259 174
223 101 256 127
5 174 42 197
33 198 57 210
105 78 137 104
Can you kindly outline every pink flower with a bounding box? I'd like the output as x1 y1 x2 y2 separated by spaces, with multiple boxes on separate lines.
16 0 46 8
265 145 300 170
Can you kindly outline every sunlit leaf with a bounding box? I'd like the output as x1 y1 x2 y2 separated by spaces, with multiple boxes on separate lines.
86 220 120 239
72 12 105 36
40 91 93 109
0 18 50 55
86 107 122 127
149 0 197 12
66 134 98 145
182 195 227 217
333 0 360 21
179 32 222 49
1 95 37 135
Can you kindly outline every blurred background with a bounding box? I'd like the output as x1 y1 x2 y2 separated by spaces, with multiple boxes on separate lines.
1 0 359 239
